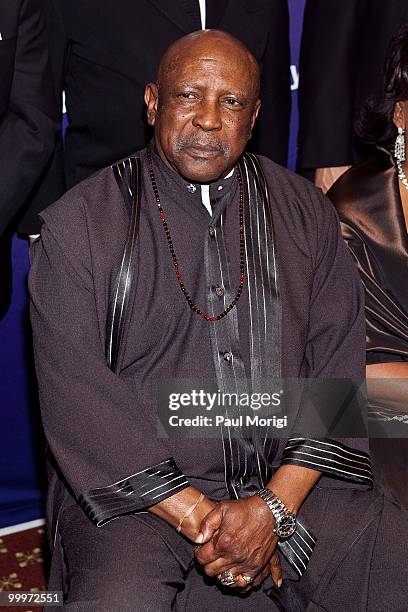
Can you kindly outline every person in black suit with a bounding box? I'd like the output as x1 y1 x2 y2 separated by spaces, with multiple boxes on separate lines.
297 0 408 192
0 0 59 237
47 0 290 194
0 0 60 319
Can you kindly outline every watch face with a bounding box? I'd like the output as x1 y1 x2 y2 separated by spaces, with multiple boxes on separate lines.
276 514 297 539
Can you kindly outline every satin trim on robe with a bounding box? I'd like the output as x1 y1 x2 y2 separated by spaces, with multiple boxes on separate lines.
106 157 141 372
206 153 319 577
205 153 282 501
240 153 281 487
282 438 373 486
78 458 189 527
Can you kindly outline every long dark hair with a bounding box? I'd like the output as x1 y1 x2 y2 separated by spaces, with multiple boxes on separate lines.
357 25 408 147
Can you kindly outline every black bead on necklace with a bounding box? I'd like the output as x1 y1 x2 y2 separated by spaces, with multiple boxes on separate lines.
146 145 246 321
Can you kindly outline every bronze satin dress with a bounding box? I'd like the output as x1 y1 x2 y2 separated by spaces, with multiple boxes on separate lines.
329 149 408 508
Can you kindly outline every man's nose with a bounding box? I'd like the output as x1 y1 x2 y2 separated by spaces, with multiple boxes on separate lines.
192 99 222 131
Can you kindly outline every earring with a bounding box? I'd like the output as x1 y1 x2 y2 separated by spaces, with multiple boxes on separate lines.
395 126 406 163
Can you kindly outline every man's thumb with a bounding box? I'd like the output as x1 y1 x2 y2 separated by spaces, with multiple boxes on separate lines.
195 506 222 543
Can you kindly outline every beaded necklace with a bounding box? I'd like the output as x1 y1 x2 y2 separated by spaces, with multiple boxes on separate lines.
146 145 245 321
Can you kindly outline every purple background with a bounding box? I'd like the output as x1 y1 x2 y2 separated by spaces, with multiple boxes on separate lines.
0 0 306 527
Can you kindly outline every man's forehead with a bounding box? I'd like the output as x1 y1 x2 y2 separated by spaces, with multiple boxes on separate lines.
169 47 248 64
163 55 254 89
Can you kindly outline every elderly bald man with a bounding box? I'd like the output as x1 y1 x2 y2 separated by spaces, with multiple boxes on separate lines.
29 30 408 611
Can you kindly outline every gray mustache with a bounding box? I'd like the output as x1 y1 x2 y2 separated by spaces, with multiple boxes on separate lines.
176 138 229 155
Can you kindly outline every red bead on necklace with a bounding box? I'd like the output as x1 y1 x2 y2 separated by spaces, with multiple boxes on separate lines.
146 145 246 321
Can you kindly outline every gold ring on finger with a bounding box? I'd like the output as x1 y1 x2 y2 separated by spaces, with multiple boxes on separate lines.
217 570 238 587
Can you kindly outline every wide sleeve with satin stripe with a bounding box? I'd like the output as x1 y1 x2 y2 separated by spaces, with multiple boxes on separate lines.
78 458 189 527
282 438 373 488
285 188 373 490
29 201 190 526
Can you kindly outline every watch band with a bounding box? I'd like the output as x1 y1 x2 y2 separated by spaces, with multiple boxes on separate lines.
257 488 288 520
255 487 297 539
251 489 315 576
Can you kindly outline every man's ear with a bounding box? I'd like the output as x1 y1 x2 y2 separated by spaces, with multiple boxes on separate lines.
144 83 159 126
393 101 405 130
250 99 261 131
247 100 261 141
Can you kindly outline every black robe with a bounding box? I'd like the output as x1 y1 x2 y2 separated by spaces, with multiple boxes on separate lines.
29 148 408 610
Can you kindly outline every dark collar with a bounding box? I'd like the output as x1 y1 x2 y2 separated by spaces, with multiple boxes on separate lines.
149 142 238 220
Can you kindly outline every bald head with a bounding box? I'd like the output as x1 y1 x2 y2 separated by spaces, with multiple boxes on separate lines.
158 30 260 102
144 29 262 183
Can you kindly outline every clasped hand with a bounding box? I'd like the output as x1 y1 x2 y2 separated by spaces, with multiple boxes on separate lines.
194 497 282 590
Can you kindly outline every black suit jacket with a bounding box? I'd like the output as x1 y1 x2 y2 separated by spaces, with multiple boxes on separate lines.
46 0 290 197
0 0 60 236
297 0 408 170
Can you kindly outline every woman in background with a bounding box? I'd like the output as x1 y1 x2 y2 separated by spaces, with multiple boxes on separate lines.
328 26 408 509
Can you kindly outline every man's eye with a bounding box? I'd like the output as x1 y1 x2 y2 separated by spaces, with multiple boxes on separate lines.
224 98 241 107
178 93 196 100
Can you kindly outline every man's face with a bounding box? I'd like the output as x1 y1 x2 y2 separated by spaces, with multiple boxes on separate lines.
145 42 261 183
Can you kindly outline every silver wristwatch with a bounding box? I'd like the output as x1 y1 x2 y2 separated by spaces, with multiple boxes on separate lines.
256 488 297 539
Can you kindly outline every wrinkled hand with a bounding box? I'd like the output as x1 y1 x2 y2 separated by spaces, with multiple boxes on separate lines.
233 549 282 592
194 497 281 589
